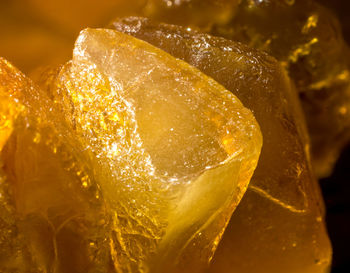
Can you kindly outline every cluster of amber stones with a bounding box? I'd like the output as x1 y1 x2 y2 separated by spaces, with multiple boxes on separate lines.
1 0 345 272
0 27 261 272
111 16 331 273
142 0 350 178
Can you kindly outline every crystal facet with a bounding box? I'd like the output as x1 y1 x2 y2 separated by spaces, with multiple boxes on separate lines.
211 0 350 178
0 27 262 272
110 17 332 273
138 0 350 177
0 57 112 273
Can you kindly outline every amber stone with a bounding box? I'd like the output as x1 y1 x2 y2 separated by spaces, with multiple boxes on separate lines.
51 29 261 272
0 57 113 273
210 0 350 178
1 27 261 272
137 0 350 177
4 0 348 178
111 17 332 273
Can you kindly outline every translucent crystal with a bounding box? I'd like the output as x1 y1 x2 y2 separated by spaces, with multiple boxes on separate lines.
0 57 112 273
210 0 350 177
110 17 332 273
138 0 350 177
1 28 261 272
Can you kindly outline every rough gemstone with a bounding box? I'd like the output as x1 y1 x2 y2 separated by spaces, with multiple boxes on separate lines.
55 28 262 272
111 17 332 273
1 28 262 272
138 0 350 177
210 0 350 178
0 57 113 273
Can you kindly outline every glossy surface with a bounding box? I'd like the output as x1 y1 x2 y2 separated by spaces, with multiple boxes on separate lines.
0 57 113 273
0 27 261 272
212 0 350 178
2 1 349 177
111 17 332 273
138 0 350 177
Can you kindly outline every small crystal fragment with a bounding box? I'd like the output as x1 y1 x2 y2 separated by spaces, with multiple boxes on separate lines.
110 17 332 273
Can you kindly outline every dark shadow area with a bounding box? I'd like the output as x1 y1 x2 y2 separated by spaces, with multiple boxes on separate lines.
315 1 350 272
317 0 350 45
320 144 350 272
